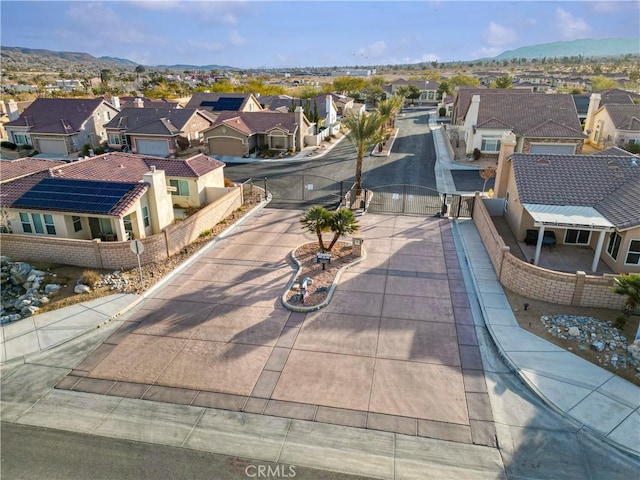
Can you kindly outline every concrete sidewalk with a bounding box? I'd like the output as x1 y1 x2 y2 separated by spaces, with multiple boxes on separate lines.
453 218 640 458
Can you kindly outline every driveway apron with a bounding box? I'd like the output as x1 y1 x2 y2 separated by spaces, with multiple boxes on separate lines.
58 209 496 446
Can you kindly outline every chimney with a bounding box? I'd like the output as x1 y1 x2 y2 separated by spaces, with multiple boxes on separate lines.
134 97 144 108
464 95 481 151
142 168 174 233
295 106 305 152
584 93 601 141
112 96 121 110
7 99 19 121
494 131 517 198
326 95 336 128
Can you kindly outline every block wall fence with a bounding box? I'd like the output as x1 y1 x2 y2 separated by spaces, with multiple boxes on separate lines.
0 186 242 271
471 194 625 309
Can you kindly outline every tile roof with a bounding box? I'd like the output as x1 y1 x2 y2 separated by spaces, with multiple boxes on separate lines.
115 97 179 109
510 153 640 229
1 153 224 215
210 111 299 135
1 158 65 182
602 104 640 131
185 92 255 111
454 87 531 123
5 98 108 134
598 88 640 106
104 108 209 135
475 93 583 138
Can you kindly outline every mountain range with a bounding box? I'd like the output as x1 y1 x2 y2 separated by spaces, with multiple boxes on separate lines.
1 38 637 71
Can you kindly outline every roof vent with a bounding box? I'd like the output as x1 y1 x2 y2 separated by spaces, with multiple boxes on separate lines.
150 165 156 172
536 157 550 165
607 160 619 168
631 158 638 167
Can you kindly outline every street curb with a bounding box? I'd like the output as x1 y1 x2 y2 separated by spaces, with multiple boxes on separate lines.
371 128 399 157
281 243 367 313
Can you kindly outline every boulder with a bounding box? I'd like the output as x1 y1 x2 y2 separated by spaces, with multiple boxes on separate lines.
591 340 605 352
74 284 91 294
20 305 39 317
627 341 640 361
44 284 61 294
10 262 32 283
568 326 580 337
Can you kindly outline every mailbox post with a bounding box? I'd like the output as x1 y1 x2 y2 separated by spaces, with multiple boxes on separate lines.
316 252 331 270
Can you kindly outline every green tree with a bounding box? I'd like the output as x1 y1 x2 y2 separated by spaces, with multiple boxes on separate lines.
332 76 366 95
448 74 480 87
342 112 384 196
299 86 319 99
363 84 385 107
300 206 332 252
437 81 453 99
134 65 146 81
405 85 421 105
326 209 360 251
490 76 513 89
377 95 403 130
591 76 618 92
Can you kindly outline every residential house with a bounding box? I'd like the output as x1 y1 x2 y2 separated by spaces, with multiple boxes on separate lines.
493 132 640 273
263 94 339 132
324 93 359 116
185 92 262 121
462 92 584 156
202 108 312 157
110 96 180 110
1 153 226 242
584 93 640 150
451 87 532 126
596 88 640 106
388 79 441 105
104 107 213 156
4 98 119 156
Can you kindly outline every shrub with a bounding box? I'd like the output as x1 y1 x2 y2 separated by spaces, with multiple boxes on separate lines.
1 141 17 150
615 315 627 330
199 229 212 238
224 177 235 187
472 148 482 161
623 143 640 154
176 136 190 151
80 270 101 287
438 107 446 117
28 150 40 157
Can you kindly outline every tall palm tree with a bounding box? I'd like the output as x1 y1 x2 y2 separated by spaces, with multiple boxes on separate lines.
342 112 384 196
326 209 360 252
377 95 403 130
300 206 331 252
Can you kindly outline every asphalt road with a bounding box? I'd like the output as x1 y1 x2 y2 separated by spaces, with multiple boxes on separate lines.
224 110 437 208
0 423 374 480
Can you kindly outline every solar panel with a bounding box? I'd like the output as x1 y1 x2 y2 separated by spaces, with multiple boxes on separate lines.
213 98 244 111
12 177 139 215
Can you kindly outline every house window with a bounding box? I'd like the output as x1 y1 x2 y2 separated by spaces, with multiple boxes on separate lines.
169 179 190 196
14 133 28 145
43 214 56 235
564 229 590 245
19 213 56 235
142 206 150 228
481 138 501 152
19 212 32 233
625 239 640 265
607 231 622 260
108 134 121 145
428 91 434 100
72 216 82 232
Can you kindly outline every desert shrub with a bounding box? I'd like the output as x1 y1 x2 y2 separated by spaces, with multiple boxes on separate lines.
615 315 627 330
224 177 235 187
80 270 101 287
1 141 17 150
176 136 190 151
472 148 482 161
199 229 212 238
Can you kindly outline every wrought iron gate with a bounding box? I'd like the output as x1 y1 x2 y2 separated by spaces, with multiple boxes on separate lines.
264 175 344 209
367 184 444 215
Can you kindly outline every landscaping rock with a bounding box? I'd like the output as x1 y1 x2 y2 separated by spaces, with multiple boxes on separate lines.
568 326 580 337
44 284 61 294
74 284 91 294
10 262 32 284
591 340 605 352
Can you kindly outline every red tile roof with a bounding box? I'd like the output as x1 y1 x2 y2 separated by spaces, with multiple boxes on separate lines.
1 158 65 183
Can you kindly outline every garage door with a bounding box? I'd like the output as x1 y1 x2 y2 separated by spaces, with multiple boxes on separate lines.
37 138 68 154
529 144 576 154
136 139 169 156
208 137 245 156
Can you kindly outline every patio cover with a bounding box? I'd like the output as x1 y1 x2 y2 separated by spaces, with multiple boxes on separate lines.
522 204 614 230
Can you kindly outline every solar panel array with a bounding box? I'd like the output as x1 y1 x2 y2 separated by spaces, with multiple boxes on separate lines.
199 98 244 111
13 177 137 214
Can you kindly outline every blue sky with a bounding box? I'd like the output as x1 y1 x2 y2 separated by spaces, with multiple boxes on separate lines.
1 1 638 68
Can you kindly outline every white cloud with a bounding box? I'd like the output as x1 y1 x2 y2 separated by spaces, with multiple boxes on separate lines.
591 1 619 13
470 47 502 60
483 22 517 47
357 41 386 59
129 0 243 25
229 30 247 46
555 8 592 39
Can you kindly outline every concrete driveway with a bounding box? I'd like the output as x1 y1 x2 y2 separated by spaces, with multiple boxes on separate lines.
60 209 495 447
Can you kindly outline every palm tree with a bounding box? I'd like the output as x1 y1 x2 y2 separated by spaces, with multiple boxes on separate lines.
342 111 384 196
300 206 331 252
377 95 403 130
612 273 640 312
326 209 360 252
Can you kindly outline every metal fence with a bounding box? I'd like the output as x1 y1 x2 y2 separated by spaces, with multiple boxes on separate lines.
263 175 344 209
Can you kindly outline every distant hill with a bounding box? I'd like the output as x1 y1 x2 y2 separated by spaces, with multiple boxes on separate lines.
494 38 639 60
1 46 138 69
98 56 138 67
153 64 240 71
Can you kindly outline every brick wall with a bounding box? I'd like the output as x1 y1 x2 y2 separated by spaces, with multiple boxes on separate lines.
472 194 625 309
0 187 242 270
